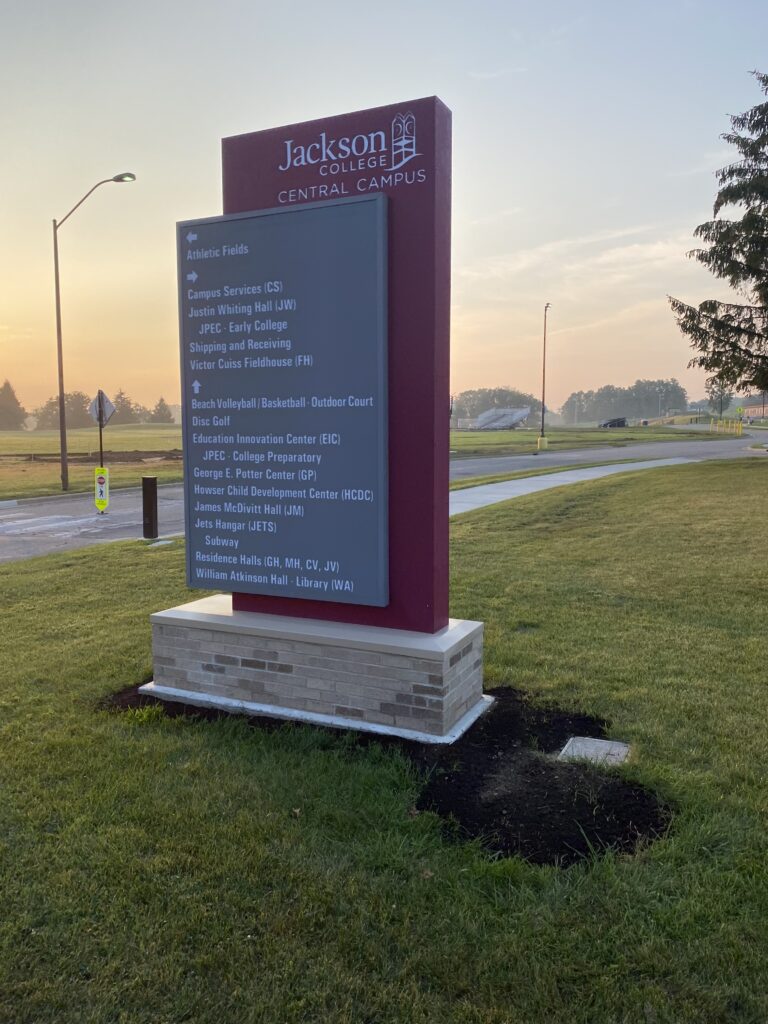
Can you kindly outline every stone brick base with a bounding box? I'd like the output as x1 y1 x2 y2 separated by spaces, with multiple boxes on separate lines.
140 595 488 742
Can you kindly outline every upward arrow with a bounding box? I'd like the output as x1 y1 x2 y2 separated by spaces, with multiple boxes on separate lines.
192 380 202 395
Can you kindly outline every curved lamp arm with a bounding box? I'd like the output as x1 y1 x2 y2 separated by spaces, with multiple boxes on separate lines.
55 173 136 229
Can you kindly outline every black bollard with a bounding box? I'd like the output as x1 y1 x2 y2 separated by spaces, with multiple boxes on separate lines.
142 476 158 539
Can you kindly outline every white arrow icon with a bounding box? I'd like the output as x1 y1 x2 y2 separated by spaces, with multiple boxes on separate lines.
192 380 202 395
186 232 198 243
186 271 198 283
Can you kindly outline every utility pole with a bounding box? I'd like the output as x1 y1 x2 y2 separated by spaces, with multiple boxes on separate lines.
538 302 551 450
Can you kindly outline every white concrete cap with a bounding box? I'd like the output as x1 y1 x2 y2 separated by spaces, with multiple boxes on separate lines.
151 595 483 661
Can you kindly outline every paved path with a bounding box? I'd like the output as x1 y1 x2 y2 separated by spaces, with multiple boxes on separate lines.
0 438 761 564
450 457 694 515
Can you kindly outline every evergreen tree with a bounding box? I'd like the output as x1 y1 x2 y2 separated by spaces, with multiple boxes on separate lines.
149 396 174 423
33 392 92 429
670 71 768 392
111 389 139 424
0 380 27 429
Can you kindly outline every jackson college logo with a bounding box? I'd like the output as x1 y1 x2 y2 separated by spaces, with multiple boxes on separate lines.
278 112 419 173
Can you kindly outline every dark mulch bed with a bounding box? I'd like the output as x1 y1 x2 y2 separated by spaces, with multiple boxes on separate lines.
101 685 671 867
413 690 670 866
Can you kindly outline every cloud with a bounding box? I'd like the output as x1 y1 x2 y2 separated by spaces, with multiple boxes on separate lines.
452 222 731 326
667 148 731 178
469 67 527 80
561 233 692 282
457 225 656 282
549 299 664 339
0 325 34 343
468 206 523 227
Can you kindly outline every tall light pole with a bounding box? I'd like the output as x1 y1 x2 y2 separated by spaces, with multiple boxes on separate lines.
538 302 551 450
53 172 136 491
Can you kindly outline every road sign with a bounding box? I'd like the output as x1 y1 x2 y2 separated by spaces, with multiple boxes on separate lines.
178 195 388 607
94 468 109 513
89 391 116 426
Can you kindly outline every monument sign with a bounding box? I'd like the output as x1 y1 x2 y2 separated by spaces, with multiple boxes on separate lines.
143 98 489 743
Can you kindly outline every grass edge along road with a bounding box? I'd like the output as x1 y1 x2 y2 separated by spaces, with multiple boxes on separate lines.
449 424 725 458
0 458 183 501
448 458 655 491
0 423 710 460
1 456 649 501
0 423 734 501
1 459 767 1023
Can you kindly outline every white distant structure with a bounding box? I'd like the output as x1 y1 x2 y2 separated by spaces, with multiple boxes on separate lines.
474 407 531 430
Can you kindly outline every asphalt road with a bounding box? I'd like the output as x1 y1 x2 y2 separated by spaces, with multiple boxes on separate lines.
0 435 759 564
0 484 186 564
450 434 754 477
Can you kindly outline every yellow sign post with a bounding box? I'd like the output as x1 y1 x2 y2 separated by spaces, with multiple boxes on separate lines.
95 468 109 513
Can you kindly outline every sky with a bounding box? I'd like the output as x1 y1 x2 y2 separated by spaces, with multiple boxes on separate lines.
1 0 767 413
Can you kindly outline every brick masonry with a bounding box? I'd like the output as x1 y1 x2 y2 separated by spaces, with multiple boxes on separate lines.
142 595 485 738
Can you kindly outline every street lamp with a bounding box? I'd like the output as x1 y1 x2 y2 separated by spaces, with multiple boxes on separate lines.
53 172 136 491
538 302 551 450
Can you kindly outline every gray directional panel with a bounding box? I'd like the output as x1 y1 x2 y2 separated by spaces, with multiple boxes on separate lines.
178 195 388 606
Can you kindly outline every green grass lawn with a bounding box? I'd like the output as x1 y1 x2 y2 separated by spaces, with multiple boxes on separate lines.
450 425 723 458
0 424 184 499
0 423 182 456
1 460 767 1022
0 458 184 500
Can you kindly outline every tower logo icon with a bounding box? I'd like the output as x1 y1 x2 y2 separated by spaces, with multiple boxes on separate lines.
391 112 417 170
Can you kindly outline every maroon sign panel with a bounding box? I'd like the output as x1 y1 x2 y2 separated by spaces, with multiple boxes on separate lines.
222 96 451 634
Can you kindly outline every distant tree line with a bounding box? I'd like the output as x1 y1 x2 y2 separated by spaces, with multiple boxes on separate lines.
32 390 175 429
452 387 542 419
0 381 175 429
560 379 689 425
